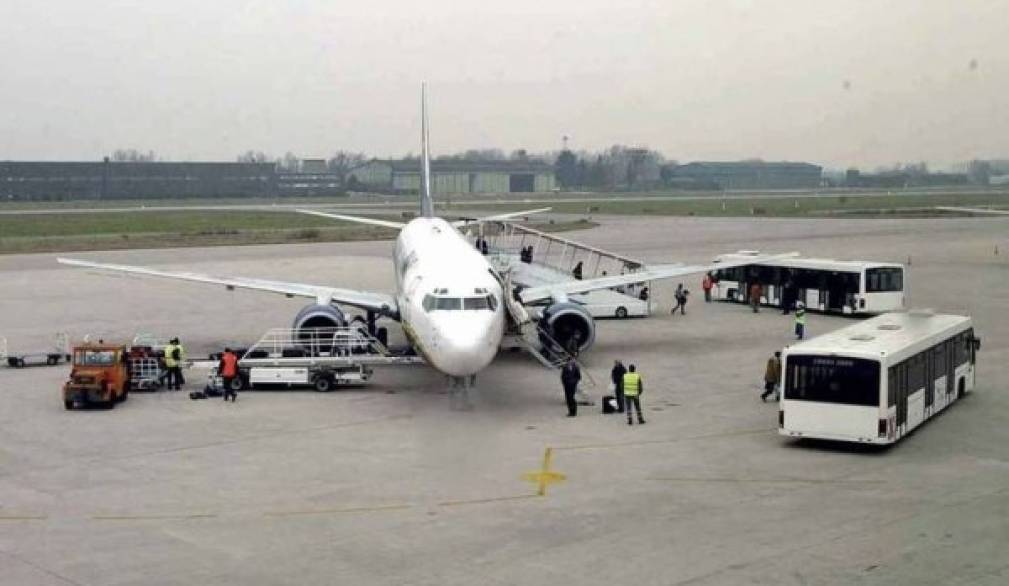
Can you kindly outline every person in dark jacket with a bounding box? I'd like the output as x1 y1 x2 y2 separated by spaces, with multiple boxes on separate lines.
749 282 763 313
610 360 627 413
560 359 581 417
761 351 781 402
671 284 689 315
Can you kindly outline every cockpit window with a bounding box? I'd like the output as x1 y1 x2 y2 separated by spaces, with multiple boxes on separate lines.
434 297 462 310
463 297 489 310
423 293 498 312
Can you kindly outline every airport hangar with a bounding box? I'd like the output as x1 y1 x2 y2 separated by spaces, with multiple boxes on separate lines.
349 159 557 194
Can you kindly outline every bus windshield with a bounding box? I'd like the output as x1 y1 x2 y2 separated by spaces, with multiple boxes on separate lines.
866 267 903 292
785 355 880 406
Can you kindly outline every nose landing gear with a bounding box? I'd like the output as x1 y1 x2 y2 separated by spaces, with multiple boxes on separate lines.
448 375 477 410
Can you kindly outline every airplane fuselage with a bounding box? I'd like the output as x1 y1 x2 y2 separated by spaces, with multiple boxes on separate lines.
393 218 505 377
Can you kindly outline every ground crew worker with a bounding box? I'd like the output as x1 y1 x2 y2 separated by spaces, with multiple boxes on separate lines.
610 359 627 412
702 273 714 302
622 365 645 425
671 284 689 315
163 337 185 391
219 348 239 402
795 302 807 339
561 359 581 417
761 351 781 402
749 282 763 313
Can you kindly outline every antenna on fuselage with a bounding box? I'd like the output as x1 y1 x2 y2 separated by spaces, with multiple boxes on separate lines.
420 82 434 218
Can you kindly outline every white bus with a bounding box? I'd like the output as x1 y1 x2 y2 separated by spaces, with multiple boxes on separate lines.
710 252 905 315
779 311 979 444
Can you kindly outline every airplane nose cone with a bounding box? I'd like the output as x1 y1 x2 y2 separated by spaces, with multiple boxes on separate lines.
431 317 500 377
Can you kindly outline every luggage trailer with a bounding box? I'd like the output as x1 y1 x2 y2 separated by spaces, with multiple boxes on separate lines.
2 332 72 368
216 327 425 392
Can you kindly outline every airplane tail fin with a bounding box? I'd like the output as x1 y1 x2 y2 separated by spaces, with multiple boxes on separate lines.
419 83 435 218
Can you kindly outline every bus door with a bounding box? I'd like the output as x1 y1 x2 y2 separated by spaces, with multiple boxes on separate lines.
894 362 908 435
946 339 955 396
825 272 844 311
924 345 935 415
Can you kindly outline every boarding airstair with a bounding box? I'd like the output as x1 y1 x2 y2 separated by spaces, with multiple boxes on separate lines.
501 318 597 388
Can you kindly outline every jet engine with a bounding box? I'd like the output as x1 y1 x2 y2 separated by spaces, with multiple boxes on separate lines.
292 303 348 341
538 302 596 354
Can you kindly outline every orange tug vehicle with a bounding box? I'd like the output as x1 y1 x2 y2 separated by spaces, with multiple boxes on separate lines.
63 343 130 410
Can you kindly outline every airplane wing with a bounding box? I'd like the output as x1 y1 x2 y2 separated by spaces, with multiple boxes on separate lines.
518 253 798 304
295 209 407 229
935 206 1009 216
57 258 399 316
451 208 551 227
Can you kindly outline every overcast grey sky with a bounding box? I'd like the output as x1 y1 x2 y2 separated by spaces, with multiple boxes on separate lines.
1 1 1006 168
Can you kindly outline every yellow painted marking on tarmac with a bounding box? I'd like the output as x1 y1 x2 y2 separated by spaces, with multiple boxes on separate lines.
91 512 217 520
522 447 566 496
264 503 413 517
437 494 540 508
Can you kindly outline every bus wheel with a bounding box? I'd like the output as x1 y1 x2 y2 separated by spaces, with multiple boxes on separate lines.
615 307 628 319
314 376 334 393
958 378 965 399
229 377 245 392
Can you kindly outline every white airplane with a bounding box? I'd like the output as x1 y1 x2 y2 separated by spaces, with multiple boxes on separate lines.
58 85 790 387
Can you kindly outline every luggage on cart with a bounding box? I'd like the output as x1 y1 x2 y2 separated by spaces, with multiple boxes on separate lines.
129 356 166 391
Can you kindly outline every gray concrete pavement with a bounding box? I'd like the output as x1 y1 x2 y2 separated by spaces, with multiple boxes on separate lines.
1 215 1007 585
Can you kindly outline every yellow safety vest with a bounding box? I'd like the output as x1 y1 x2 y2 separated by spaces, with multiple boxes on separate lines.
164 343 183 367
623 372 641 397
795 310 807 325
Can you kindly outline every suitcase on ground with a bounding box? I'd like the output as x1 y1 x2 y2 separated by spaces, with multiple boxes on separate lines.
601 395 618 414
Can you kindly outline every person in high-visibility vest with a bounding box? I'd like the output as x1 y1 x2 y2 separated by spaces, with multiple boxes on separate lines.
794 303 807 340
219 348 239 402
622 365 645 425
163 337 186 391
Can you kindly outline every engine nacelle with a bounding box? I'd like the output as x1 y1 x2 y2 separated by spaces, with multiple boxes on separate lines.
539 302 596 354
292 303 348 335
